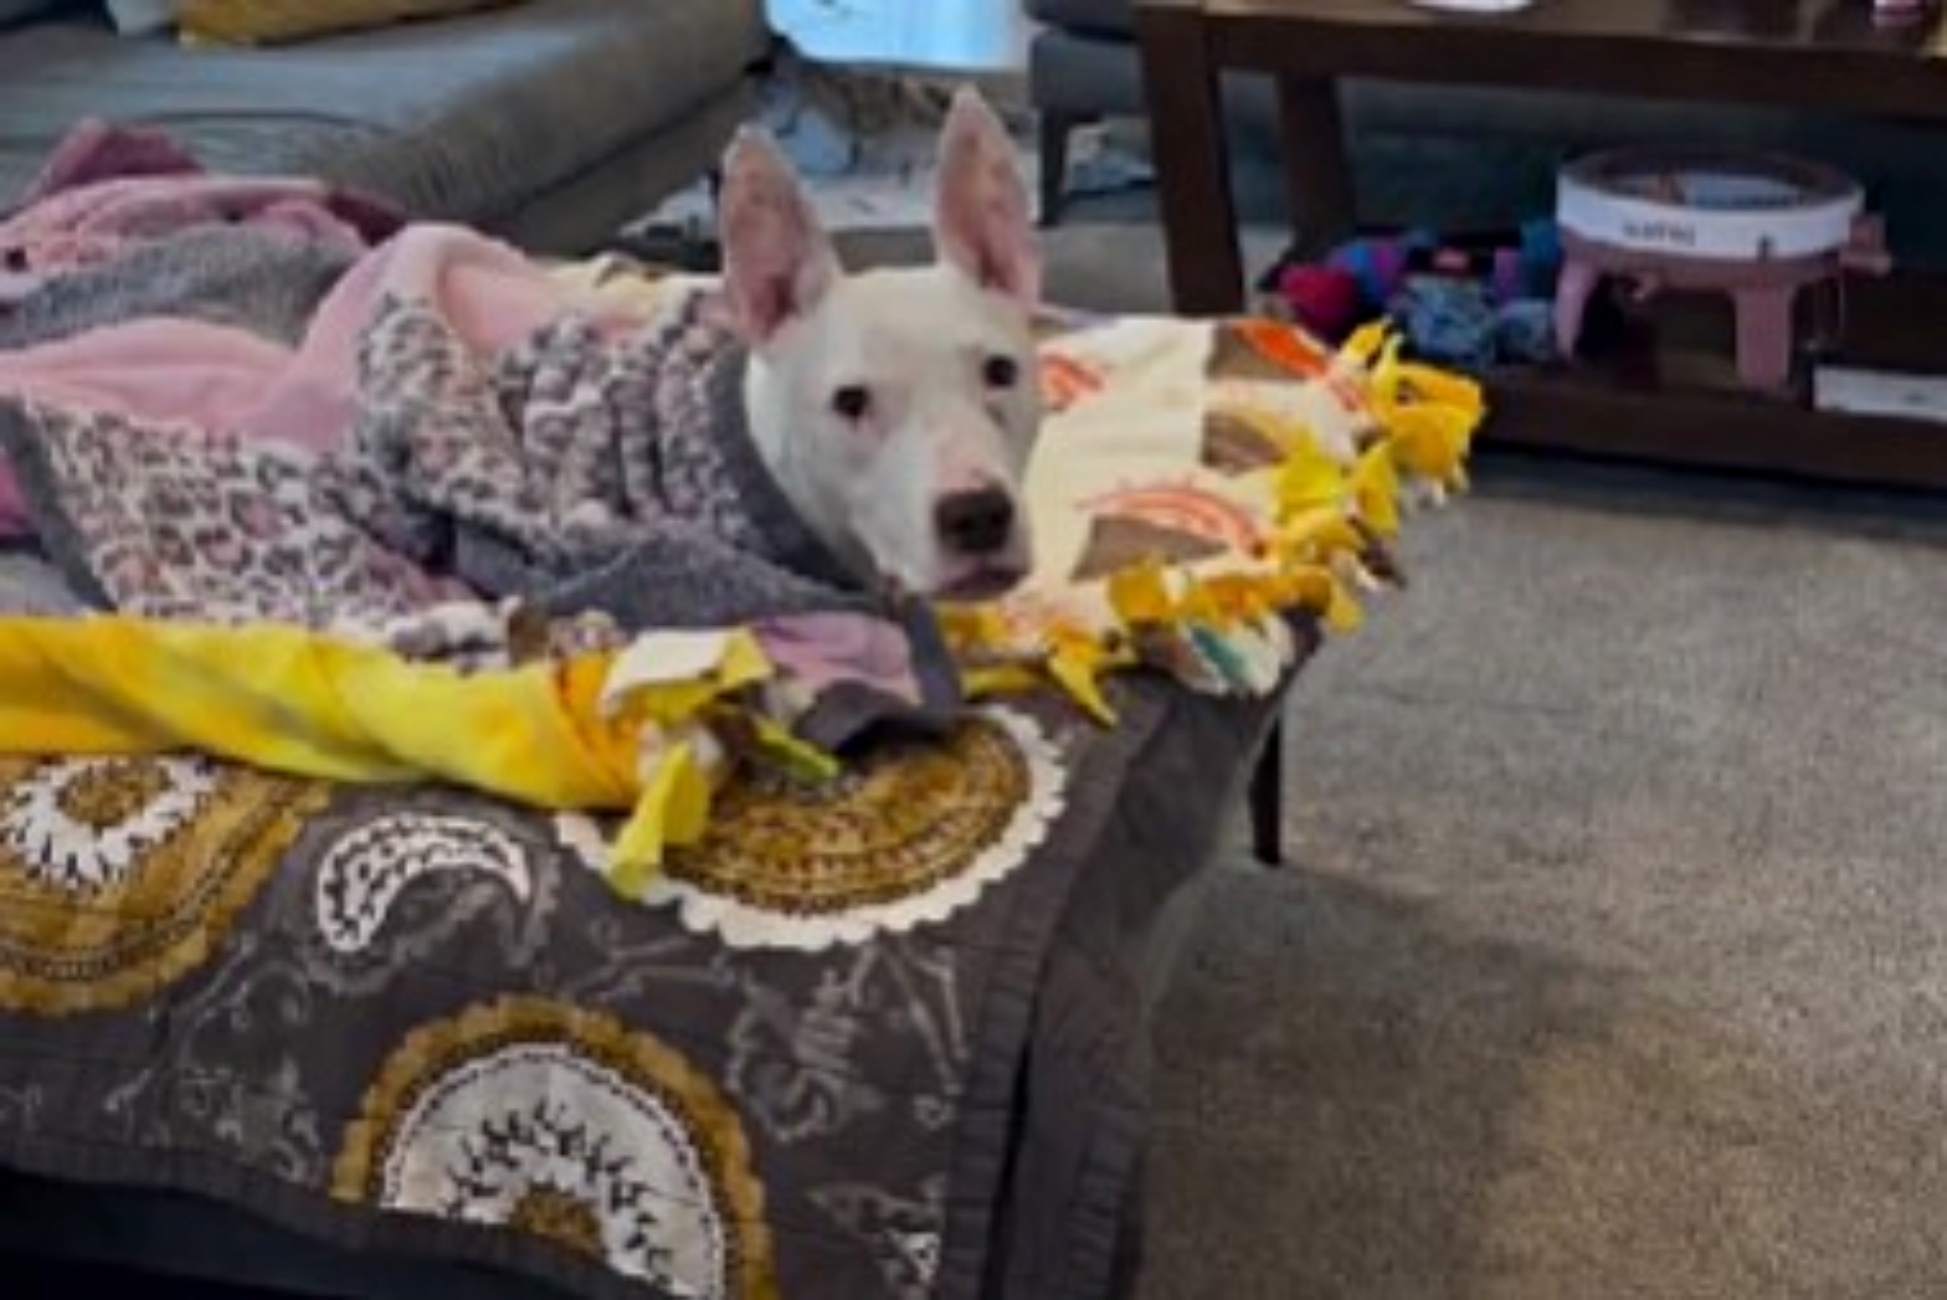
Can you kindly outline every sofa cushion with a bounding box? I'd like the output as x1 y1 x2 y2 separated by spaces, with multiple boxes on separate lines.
1026 0 1131 37
0 0 769 226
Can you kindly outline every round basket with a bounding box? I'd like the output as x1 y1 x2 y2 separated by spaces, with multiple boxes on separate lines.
1557 147 1862 263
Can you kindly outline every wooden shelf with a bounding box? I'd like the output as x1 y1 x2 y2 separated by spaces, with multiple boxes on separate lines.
1479 366 1947 492
1255 243 1947 491
1475 271 1947 491
1139 0 1947 493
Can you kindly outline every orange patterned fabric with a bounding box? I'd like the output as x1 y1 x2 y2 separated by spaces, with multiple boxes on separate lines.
935 313 1485 721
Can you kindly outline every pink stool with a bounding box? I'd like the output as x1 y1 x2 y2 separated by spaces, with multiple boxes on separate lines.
1553 150 1889 391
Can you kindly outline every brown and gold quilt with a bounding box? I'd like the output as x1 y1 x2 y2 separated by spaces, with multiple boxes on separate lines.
0 638 1292 1300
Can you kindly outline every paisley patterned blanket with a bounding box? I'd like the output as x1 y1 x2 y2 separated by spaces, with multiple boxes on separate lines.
0 546 1294 1298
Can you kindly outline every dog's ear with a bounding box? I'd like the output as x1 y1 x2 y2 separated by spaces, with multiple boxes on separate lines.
933 86 1040 306
719 127 840 345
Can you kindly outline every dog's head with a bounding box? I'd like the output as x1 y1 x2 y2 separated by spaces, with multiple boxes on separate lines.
720 86 1042 602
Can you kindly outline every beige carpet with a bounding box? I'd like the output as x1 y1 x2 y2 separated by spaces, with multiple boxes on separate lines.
1142 472 1947 1300
840 209 1947 1298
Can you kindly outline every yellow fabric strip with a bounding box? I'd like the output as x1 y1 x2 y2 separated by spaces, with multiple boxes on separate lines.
0 617 640 812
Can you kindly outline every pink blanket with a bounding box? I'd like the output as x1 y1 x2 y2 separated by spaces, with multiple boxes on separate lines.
1 120 404 304
0 223 635 537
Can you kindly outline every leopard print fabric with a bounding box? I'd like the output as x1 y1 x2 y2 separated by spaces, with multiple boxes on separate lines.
0 283 846 634
0 398 464 626
325 286 833 589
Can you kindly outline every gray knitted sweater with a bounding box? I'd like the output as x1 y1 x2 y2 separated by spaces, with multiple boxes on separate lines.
0 257 869 634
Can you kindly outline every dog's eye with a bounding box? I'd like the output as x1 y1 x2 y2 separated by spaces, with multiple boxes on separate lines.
982 355 1019 390
831 385 872 421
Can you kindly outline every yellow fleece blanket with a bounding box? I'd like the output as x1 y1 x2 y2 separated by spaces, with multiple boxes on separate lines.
0 616 788 887
0 617 634 799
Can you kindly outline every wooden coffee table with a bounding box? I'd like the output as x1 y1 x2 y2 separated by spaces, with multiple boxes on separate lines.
1134 0 1947 491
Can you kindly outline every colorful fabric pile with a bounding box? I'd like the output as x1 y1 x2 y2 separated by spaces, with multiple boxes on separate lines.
0 267 1482 890
1266 223 1562 369
0 125 1484 892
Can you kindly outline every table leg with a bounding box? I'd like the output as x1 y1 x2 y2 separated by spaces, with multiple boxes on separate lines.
1251 718 1286 866
1138 10 1291 862
1135 5 1245 315
1276 74 1357 256
1553 257 1600 360
1038 110 1086 229
1732 283 1799 391
1256 77 1355 866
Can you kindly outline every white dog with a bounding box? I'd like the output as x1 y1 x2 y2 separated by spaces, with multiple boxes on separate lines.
354 88 1043 668
720 85 1044 602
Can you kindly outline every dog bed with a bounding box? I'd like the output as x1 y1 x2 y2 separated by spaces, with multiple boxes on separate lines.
0 134 1479 1300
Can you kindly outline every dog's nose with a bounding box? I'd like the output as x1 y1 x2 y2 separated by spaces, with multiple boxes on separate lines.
935 488 1016 557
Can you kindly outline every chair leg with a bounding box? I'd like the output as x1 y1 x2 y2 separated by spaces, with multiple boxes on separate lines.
1038 111 1079 229
1251 719 1285 866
